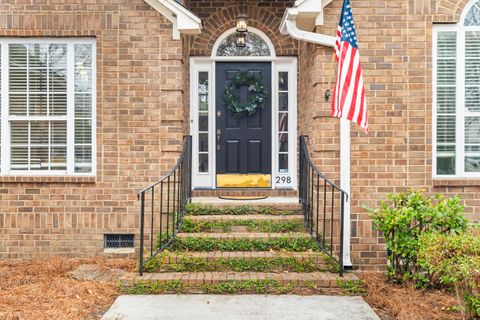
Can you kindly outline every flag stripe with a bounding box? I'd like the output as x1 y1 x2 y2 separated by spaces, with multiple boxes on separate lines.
331 0 368 133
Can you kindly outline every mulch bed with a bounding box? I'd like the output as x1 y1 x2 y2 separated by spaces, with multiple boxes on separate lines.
0 257 462 320
0 257 135 320
359 272 461 320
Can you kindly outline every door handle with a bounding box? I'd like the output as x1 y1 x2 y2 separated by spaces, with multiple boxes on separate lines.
216 129 221 150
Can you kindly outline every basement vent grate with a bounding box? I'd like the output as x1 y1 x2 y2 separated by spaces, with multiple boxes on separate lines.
104 234 134 248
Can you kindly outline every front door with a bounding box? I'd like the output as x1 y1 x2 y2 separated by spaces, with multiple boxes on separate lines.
215 62 272 188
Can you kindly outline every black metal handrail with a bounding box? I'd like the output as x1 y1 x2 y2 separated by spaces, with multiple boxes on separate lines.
137 136 192 275
299 135 348 276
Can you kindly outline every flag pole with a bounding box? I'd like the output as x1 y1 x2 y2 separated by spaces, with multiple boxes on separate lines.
329 45 352 268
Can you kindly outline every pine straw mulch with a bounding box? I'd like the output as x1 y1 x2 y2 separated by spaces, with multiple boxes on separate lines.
0 257 464 320
0 256 135 320
358 272 462 320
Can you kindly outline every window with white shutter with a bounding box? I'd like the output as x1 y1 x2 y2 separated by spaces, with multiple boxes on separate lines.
433 1 480 177
0 39 95 176
435 31 457 175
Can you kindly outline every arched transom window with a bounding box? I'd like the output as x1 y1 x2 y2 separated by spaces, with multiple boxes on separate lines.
433 0 480 177
465 0 480 26
214 29 274 57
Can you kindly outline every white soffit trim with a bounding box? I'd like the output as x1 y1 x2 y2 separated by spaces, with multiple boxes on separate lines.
145 0 202 40
280 7 334 47
283 0 334 32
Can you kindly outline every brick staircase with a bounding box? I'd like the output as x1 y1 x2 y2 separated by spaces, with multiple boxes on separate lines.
122 200 358 294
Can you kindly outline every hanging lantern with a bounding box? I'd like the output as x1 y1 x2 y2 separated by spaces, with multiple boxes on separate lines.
235 32 247 47
236 14 248 33
235 0 248 47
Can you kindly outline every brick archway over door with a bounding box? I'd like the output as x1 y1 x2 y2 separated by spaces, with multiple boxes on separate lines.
190 4 298 56
434 0 472 22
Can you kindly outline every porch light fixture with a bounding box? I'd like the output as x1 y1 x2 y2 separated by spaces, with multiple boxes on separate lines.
235 31 247 47
235 0 248 47
236 14 248 33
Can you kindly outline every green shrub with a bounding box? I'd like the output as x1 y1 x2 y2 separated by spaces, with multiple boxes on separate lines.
418 233 480 319
365 190 468 280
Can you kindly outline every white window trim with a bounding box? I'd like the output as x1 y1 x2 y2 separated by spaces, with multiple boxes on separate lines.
433 18 480 178
0 38 96 177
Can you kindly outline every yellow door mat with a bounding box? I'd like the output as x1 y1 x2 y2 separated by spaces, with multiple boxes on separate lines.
218 196 268 201
216 174 271 188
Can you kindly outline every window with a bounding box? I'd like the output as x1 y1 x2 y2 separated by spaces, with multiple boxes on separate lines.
0 39 95 176
216 32 271 57
198 71 209 173
433 1 480 177
278 72 289 173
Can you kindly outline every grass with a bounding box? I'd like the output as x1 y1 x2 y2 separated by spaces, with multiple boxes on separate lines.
143 253 322 273
181 218 305 233
336 279 368 296
186 203 294 216
123 280 184 294
201 279 291 294
124 279 300 295
168 236 320 252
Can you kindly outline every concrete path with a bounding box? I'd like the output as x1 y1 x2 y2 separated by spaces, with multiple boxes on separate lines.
102 295 380 320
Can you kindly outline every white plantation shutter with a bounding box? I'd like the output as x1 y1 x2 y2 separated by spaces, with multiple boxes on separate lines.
0 43 2 171
435 31 457 175
74 44 93 173
465 31 480 172
435 4 480 177
0 39 95 175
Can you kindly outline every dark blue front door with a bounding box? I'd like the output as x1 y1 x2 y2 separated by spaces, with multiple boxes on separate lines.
215 62 272 183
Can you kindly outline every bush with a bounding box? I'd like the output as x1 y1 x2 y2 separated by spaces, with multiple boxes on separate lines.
365 190 468 280
418 233 480 319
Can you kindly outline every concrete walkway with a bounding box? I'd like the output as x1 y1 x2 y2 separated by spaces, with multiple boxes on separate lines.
102 295 380 320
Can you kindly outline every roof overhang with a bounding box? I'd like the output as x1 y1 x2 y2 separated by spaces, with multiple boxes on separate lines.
291 0 333 30
145 0 202 40
280 0 335 47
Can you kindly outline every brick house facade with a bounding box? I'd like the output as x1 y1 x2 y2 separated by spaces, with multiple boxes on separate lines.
0 0 478 270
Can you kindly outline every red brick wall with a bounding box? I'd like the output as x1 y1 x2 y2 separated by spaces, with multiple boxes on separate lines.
187 0 298 56
0 0 187 258
300 0 480 270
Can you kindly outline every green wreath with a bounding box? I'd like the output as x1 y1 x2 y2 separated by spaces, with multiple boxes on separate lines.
224 71 268 117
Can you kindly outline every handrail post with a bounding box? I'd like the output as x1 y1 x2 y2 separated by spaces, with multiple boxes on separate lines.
339 191 345 277
188 136 193 200
139 191 145 276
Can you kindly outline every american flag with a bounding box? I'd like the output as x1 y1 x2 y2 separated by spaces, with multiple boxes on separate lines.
331 0 368 132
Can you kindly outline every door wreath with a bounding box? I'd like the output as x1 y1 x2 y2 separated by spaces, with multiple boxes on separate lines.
224 71 268 117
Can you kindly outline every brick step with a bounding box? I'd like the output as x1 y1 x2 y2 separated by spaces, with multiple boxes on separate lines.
190 197 302 212
121 271 358 290
170 233 319 252
187 215 303 222
177 232 310 240
142 251 332 273
192 190 298 198
181 215 306 233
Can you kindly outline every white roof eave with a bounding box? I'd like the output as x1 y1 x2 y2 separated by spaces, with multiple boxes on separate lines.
145 0 202 40
280 0 335 47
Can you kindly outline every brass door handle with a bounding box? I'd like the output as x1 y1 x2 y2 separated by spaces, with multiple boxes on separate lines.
216 129 221 150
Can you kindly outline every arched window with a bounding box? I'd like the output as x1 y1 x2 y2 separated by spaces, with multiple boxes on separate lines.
464 0 480 26
434 0 480 177
213 28 274 57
